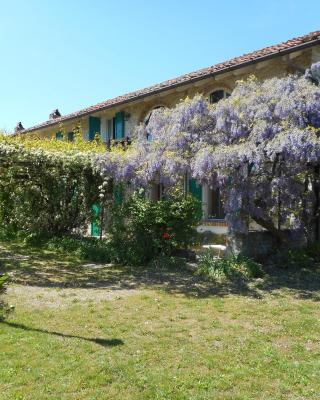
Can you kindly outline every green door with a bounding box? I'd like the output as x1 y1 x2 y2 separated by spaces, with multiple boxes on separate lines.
89 116 101 141
91 203 101 237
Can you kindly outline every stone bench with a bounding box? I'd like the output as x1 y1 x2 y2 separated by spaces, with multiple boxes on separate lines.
202 244 227 257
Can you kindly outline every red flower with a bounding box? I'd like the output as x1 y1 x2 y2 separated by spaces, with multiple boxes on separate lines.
162 232 170 239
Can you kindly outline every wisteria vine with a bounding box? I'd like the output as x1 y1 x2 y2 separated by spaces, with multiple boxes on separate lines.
95 62 320 243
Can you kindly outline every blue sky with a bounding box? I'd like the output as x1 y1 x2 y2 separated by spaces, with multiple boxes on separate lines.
0 0 319 132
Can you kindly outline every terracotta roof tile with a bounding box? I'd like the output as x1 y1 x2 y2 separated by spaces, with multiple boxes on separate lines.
20 30 320 134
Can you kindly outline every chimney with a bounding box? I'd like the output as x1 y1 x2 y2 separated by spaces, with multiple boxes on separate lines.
14 122 24 133
49 109 61 120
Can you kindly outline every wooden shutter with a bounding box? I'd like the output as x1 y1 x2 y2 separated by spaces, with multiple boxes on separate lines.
188 179 202 216
91 203 101 237
115 112 125 140
89 116 101 141
188 179 202 201
55 131 62 140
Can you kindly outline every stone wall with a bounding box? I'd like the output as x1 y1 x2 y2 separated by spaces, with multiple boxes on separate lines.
226 230 308 261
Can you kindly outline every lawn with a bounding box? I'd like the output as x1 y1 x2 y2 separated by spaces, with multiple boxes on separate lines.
0 242 320 400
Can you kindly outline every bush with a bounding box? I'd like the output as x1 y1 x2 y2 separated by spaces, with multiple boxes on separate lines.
196 251 264 280
148 255 187 270
108 192 201 266
272 243 320 269
304 241 320 263
0 134 104 237
45 236 111 263
0 273 10 321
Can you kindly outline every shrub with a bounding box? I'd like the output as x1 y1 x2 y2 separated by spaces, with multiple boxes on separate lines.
108 191 201 266
45 236 111 263
196 251 264 280
148 255 187 270
273 246 316 269
0 273 10 321
0 133 103 237
304 241 320 263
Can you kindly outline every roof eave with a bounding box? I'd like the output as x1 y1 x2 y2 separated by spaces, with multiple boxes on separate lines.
18 36 320 135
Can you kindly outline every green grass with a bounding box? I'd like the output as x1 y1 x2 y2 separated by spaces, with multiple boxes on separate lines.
0 241 320 399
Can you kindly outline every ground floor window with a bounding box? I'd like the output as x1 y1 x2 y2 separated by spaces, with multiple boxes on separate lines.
149 181 225 221
199 184 225 221
207 188 225 219
150 183 166 201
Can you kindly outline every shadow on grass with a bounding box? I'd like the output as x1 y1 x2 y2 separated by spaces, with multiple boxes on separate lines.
1 321 124 347
1 242 319 300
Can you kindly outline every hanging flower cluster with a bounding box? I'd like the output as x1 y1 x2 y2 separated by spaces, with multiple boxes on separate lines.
94 62 320 243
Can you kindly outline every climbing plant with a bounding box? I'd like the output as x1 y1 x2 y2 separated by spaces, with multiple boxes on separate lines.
95 62 320 245
0 129 105 236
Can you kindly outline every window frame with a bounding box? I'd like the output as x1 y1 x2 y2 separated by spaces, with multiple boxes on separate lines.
208 89 231 104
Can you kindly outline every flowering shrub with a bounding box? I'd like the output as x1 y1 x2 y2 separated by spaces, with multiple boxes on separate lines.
107 191 201 266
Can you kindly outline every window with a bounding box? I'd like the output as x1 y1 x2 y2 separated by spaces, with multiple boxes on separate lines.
208 188 225 219
209 90 230 104
144 106 164 141
150 183 166 201
106 119 113 142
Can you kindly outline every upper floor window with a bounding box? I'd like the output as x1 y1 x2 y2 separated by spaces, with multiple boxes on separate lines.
209 90 230 104
144 106 165 141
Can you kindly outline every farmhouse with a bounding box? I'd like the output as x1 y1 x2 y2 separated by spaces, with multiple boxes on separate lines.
16 31 320 235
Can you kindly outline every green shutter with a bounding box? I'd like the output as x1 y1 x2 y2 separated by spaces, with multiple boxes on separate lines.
188 179 203 217
55 131 62 140
89 116 101 141
114 184 124 205
91 203 101 237
188 179 202 201
115 112 125 140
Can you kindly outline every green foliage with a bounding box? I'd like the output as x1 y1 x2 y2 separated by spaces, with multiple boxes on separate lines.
0 132 103 236
0 126 106 154
273 244 319 269
108 192 201 266
304 241 320 263
148 255 187 270
45 236 111 263
0 273 10 321
196 251 264 280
